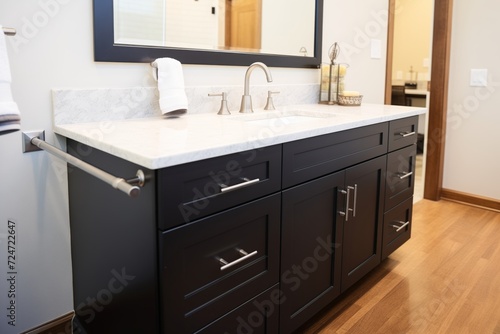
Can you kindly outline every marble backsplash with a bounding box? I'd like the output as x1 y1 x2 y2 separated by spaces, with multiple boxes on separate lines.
53 84 320 125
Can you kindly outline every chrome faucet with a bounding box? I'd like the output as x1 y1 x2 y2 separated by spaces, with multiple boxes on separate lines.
239 62 273 113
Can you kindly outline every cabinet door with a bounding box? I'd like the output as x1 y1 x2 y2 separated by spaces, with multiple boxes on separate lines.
341 156 386 292
280 171 345 334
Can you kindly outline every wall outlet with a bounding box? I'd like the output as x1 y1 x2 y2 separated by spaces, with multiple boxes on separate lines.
470 69 488 87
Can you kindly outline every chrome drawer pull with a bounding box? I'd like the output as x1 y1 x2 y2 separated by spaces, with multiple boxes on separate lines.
338 189 347 217
220 177 260 193
399 131 416 137
217 248 258 271
345 186 351 222
391 220 410 232
346 185 358 220
398 171 413 180
352 184 358 217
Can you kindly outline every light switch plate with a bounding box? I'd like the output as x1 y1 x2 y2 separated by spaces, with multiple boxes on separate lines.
470 69 488 87
370 39 381 59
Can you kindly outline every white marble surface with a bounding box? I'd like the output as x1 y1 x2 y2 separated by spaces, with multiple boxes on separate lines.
54 103 426 170
53 84 319 124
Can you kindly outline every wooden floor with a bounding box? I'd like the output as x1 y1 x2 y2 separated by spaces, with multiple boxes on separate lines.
299 199 500 334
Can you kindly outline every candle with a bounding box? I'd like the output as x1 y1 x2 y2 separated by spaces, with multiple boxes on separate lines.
342 90 360 97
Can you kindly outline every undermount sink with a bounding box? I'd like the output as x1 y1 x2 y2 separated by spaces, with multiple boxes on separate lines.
243 115 325 126
229 110 337 126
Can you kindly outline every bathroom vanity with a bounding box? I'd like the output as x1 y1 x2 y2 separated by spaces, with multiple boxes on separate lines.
56 104 423 333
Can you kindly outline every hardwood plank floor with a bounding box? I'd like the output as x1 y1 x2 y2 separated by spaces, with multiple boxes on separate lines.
298 199 500 334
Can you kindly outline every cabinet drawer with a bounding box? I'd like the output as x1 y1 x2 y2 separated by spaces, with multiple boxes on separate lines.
195 284 280 334
157 145 281 229
159 194 280 333
385 144 417 210
283 122 388 188
388 116 418 152
382 197 413 259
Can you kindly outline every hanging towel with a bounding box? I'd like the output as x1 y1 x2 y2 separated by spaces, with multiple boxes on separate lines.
0 25 20 135
152 57 188 116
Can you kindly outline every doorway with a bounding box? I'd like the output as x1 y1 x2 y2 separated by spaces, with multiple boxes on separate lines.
385 0 453 201
225 0 262 51
389 0 433 202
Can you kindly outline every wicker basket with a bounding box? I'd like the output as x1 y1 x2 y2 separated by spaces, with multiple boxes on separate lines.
338 94 363 106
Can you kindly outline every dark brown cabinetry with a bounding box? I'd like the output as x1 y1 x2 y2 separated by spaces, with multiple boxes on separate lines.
159 194 281 333
67 116 418 334
280 171 345 333
341 156 386 292
280 124 388 333
157 145 282 229
382 116 418 259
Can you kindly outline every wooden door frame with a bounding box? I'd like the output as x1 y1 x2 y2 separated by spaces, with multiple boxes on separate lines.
385 0 454 201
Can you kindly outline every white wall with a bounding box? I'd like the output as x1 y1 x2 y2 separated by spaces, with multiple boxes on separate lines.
323 0 389 103
0 0 388 332
443 1 500 199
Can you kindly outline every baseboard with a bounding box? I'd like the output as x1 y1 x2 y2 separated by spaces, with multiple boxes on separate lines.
21 311 74 334
441 188 500 212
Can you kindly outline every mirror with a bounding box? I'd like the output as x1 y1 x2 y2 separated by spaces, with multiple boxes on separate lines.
93 0 323 68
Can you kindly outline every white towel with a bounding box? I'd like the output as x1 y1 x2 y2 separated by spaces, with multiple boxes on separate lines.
0 25 20 135
152 57 188 116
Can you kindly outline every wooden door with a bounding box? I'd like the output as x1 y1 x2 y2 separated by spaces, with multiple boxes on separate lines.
280 171 345 333
226 0 262 50
341 156 386 292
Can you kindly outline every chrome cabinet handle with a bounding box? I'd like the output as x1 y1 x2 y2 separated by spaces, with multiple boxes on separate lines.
399 131 416 137
391 220 410 232
346 185 358 220
352 184 358 217
345 186 351 222
220 177 260 193
398 171 413 180
338 189 347 217
217 248 258 271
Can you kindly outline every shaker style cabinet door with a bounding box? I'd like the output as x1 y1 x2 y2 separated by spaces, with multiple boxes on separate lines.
280 171 345 334
341 156 386 292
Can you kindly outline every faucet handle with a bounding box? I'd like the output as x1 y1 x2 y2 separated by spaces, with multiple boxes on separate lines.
264 91 280 111
208 92 231 115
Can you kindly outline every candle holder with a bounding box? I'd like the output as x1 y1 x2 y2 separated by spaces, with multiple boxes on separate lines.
319 43 349 104
320 63 349 104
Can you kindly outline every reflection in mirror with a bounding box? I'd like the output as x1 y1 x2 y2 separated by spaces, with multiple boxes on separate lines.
113 0 315 57
95 0 323 67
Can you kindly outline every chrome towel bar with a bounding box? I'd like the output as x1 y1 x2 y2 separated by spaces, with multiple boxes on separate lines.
23 131 144 198
2 27 16 36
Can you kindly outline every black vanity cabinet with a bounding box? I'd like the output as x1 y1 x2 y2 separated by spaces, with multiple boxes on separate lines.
159 194 281 333
68 142 282 334
157 145 282 333
280 123 388 333
382 116 418 259
66 116 418 334
280 171 345 333
340 156 386 292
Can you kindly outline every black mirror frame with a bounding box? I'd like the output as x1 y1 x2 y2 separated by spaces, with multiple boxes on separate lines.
93 0 323 68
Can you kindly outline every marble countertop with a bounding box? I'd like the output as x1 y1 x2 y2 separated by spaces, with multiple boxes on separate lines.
54 103 426 170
